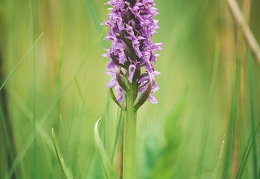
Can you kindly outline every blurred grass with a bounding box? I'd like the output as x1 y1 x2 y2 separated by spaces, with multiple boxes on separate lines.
0 0 260 179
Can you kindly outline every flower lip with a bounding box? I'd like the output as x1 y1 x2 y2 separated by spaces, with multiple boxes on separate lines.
128 64 136 83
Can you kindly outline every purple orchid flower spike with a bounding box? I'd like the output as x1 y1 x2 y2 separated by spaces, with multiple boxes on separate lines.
102 0 162 110
100 1 162 178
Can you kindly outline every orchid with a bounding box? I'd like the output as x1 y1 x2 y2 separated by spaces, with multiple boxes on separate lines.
101 1 162 178
102 0 162 110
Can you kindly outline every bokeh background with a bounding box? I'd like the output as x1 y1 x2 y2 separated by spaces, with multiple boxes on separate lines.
0 0 260 178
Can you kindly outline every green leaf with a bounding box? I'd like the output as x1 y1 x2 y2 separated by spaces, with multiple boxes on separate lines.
134 72 152 111
116 69 129 92
0 32 44 91
94 119 117 179
52 128 73 179
110 88 126 111
236 121 260 179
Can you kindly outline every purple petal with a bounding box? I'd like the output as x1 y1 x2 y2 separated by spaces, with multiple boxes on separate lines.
107 60 116 69
116 86 124 102
107 78 116 88
148 94 158 104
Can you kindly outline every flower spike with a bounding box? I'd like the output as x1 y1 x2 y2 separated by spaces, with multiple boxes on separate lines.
103 0 162 108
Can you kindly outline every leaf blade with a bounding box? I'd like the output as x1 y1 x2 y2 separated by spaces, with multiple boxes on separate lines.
94 119 117 179
0 32 44 91
52 128 73 179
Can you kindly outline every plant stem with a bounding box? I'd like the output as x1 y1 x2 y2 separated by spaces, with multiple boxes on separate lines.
123 84 137 179
226 0 260 65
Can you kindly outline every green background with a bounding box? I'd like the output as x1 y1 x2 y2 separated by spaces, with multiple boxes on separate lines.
0 0 260 178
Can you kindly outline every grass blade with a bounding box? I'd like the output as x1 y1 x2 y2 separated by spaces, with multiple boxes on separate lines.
236 51 259 179
258 166 260 179
212 135 225 179
94 118 117 179
83 0 102 31
222 52 240 179
52 128 73 179
0 32 44 91
236 121 260 178
247 52 258 178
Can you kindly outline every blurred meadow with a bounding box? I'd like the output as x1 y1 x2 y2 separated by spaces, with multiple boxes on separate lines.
0 0 260 178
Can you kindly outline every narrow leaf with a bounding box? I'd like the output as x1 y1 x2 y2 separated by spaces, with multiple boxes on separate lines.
134 72 152 110
0 32 44 91
116 70 129 92
52 128 73 179
110 88 126 111
212 134 225 179
236 121 260 179
94 119 117 179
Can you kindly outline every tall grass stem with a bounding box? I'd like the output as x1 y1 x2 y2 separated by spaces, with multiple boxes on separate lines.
247 52 258 178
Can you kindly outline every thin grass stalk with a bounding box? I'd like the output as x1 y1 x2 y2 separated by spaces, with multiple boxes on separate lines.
0 33 44 92
29 0 39 178
0 100 19 178
233 1 251 175
222 53 240 178
226 0 260 65
0 50 19 179
212 134 225 179
5 58 78 179
195 42 220 177
236 120 260 178
247 52 258 178
233 0 252 176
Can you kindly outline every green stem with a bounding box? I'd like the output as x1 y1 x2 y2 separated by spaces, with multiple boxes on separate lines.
123 84 137 179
